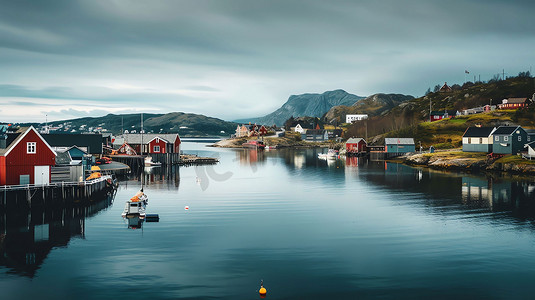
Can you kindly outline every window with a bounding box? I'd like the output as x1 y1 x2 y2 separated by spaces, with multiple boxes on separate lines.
495 136 499 141
504 136 508 142
528 136 531 142
27 142 36 154
518 136 522 142
153 146 160 152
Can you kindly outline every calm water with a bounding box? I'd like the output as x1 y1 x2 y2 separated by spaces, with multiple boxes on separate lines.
2 142 535 299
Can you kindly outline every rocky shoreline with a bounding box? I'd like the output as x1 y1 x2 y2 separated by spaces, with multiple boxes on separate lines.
400 152 535 175
210 136 331 149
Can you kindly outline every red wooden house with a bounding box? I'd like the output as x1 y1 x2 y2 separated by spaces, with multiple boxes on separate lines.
0 127 56 186
258 125 269 136
116 133 181 154
147 137 169 153
498 98 532 109
346 138 367 153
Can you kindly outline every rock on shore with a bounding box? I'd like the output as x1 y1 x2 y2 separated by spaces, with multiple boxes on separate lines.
403 152 535 174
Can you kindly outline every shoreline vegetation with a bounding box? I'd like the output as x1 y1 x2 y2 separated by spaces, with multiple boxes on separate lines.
396 150 535 175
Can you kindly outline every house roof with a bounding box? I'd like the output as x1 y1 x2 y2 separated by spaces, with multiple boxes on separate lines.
55 151 72 164
525 141 535 148
346 138 366 144
463 127 495 138
304 129 326 134
385 138 415 145
493 126 523 135
42 133 103 154
147 136 170 144
0 126 57 157
430 111 446 116
506 98 529 104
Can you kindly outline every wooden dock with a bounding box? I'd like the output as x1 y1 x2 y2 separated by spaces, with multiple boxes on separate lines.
178 155 219 166
0 175 116 210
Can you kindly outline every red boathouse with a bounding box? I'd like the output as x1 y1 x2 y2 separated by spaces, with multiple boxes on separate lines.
0 126 56 186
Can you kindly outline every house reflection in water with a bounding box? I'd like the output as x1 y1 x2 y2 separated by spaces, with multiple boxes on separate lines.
236 149 266 169
462 176 535 211
0 195 113 277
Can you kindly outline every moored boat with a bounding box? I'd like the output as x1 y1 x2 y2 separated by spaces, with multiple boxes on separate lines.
318 149 339 160
122 190 148 218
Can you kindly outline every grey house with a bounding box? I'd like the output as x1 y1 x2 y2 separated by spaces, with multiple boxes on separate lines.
492 126 528 154
462 127 496 152
384 138 415 153
301 129 329 142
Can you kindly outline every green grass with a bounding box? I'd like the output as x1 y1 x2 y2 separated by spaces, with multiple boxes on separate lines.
496 155 535 165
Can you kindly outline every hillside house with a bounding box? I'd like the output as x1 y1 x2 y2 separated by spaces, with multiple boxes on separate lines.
346 114 368 123
439 82 452 92
492 126 527 154
294 124 305 134
525 141 535 158
384 138 415 153
498 98 532 109
461 107 485 115
346 138 367 153
462 127 496 153
328 129 343 140
235 125 249 138
258 125 269 136
0 126 56 185
430 110 460 121
301 129 328 142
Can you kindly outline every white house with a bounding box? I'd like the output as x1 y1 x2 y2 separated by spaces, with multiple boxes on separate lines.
346 114 368 123
294 124 305 133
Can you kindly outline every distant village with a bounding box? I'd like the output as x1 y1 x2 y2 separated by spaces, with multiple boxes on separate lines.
1 83 535 189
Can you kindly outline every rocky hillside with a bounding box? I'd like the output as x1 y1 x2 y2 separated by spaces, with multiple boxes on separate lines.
345 76 535 144
239 89 364 126
324 93 414 123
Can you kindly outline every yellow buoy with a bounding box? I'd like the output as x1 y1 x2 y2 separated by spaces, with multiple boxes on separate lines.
259 280 267 296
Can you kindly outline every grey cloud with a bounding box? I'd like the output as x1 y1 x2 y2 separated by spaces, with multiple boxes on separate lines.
1 0 534 122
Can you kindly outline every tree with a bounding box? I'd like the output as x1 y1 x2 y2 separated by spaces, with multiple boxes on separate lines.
284 116 295 131
425 87 432 95
433 84 441 92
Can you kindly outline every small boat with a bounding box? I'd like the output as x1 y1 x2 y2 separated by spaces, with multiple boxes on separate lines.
145 156 162 167
122 190 148 218
318 149 338 160
242 140 265 150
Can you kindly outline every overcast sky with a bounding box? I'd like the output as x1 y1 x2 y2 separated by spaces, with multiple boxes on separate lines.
1 0 534 123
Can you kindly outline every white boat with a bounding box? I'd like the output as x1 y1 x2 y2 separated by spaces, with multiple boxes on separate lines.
145 156 162 167
318 149 338 160
122 190 148 219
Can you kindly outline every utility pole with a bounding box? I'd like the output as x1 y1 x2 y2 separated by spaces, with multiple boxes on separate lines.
503 69 505 80
429 98 432 122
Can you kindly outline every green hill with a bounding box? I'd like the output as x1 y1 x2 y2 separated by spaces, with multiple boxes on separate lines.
344 76 535 147
24 112 237 137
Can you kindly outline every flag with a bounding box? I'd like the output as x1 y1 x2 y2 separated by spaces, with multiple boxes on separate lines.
465 70 470 74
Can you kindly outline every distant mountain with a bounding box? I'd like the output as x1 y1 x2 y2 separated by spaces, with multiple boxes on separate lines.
238 89 365 126
324 93 414 123
26 112 237 137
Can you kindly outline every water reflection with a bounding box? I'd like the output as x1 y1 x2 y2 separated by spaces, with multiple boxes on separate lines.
122 165 181 189
462 177 535 212
125 215 143 230
0 194 114 277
